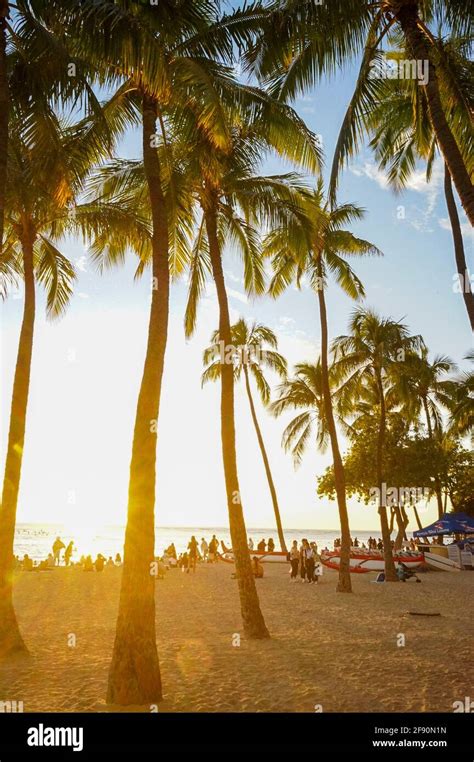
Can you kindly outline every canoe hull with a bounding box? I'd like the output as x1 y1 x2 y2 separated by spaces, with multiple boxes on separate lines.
321 551 425 573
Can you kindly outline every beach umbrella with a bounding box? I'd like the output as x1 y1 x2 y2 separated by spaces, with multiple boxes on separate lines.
413 512 474 537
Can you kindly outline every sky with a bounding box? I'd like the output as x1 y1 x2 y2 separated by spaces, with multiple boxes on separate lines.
1 36 472 534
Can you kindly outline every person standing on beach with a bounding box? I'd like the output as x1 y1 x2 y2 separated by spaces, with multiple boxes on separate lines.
248 537 254 550
303 540 315 583
267 538 275 553
200 537 208 562
289 540 299 581
310 542 321 583
64 541 74 567
188 536 198 572
257 539 266 552
299 540 307 581
252 556 264 578
208 535 218 562
52 536 65 566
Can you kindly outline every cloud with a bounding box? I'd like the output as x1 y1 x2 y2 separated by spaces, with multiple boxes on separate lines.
349 161 390 189
278 316 296 327
224 269 244 285
75 256 88 273
438 216 473 239
227 288 248 304
350 158 444 233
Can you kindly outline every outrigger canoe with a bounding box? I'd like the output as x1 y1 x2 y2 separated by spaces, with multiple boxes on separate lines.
320 549 425 574
219 542 288 564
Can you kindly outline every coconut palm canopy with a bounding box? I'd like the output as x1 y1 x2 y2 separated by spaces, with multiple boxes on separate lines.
1 0 470 535
0 0 472 700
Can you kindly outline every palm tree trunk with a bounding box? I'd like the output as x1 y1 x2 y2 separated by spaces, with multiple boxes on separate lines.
107 95 168 704
443 163 474 331
204 198 269 638
0 4 9 254
421 396 444 520
0 232 35 659
396 3 474 225
375 370 398 581
389 508 396 534
413 505 423 531
243 366 287 553
316 274 352 593
401 505 409 540
394 506 408 551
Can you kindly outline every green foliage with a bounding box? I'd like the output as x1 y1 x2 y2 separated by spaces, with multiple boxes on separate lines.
202 317 287 405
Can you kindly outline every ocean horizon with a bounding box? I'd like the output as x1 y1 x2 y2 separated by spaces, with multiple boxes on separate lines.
14 522 412 562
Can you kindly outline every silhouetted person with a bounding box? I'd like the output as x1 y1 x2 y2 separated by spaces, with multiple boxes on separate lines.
252 556 264 578
52 536 65 566
188 536 198 572
64 541 74 567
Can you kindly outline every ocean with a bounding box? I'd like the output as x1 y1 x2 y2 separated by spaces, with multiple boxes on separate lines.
14 523 390 562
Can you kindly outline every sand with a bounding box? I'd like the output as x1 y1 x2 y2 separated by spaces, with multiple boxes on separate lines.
0 562 472 713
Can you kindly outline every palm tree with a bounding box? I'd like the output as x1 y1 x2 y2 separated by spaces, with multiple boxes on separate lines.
366 39 474 330
332 308 423 581
270 361 329 465
0 0 114 255
446 351 474 439
395 349 456 518
59 0 275 700
264 185 381 592
202 318 288 552
0 0 8 253
0 127 87 658
182 79 320 633
248 0 474 225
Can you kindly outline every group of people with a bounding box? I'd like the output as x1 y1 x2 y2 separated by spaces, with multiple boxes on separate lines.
15 536 124 572
248 537 275 553
333 536 421 552
15 547 123 572
160 535 223 575
289 539 322 583
333 536 372 549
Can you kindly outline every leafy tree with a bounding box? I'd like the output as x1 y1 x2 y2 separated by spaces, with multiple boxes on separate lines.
183 78 320 634
264 184 381 592
248 0 474 224
395 349 455 517
332 308 423 580
57 0 275 700
271 361 329 465
366 39 473 329
0 124 102 657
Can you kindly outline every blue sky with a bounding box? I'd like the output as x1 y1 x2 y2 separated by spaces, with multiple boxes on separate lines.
1 43 472 534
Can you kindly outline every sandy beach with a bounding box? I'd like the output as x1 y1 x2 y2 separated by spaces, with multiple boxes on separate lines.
0 562 472 713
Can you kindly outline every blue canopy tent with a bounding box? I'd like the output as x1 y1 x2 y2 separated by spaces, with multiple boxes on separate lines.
413 512 474 538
